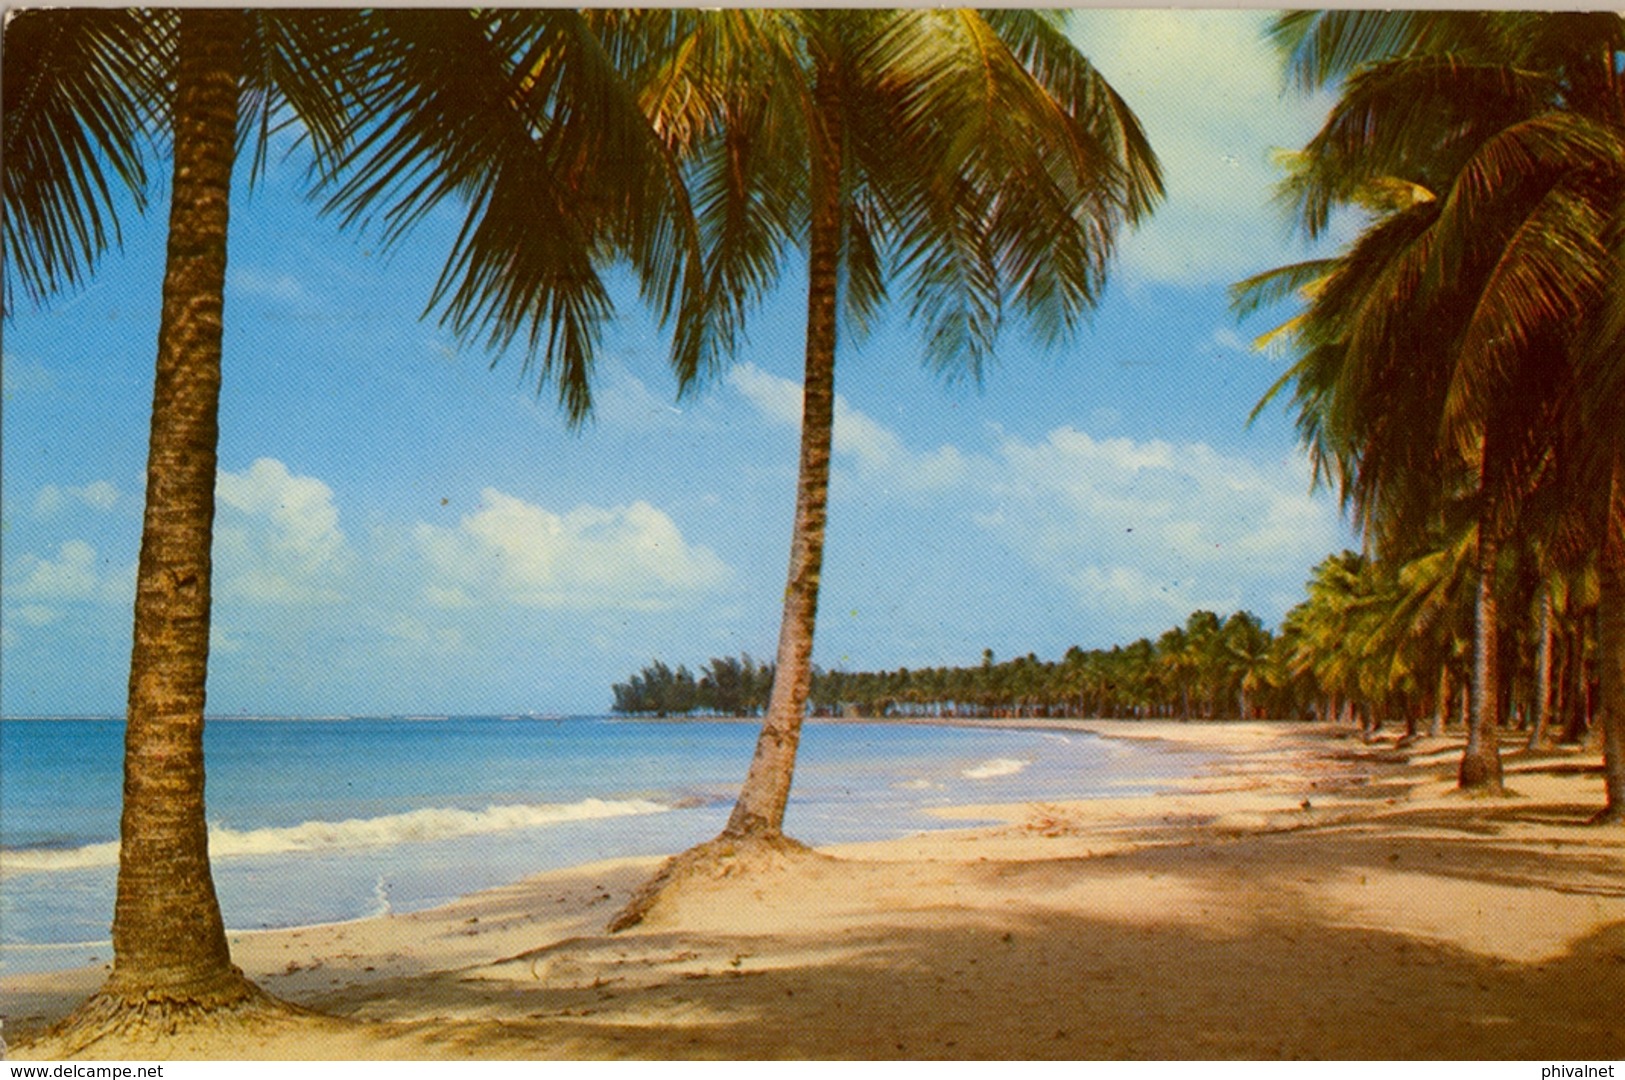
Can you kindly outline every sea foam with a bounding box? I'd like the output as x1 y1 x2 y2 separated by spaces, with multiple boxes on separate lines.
2 797 670 874
962 758 1030 780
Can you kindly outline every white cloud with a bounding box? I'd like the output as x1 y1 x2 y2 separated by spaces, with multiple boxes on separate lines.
230 268 304 302
33 480 119 518
11 540 103 600
983 427 1342 623
14 605 60 626
414 488 729 611
729 357 1342 627
4 539 133 614
214 458 351 603
728 363 803 428
1065 10 1338 286
1204 327 1252 359
728 363 967 491
1 354 56 394
592 365 687 432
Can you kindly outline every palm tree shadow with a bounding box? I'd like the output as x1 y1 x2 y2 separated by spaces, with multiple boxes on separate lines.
287 900 1625 1058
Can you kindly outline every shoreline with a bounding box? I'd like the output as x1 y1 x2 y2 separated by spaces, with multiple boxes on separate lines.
7 719 1624 1058
0 714 1204 977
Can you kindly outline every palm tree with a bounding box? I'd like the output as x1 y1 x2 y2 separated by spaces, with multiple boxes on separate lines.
692 9 1158 834
1156 627 1195 720
1245 11 1625 799
608 10 1160 926
6 9 358 1029
1221 612 1273 720
5 9 704 1032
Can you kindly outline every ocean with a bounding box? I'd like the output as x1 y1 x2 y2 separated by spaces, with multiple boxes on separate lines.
0 716 1206 975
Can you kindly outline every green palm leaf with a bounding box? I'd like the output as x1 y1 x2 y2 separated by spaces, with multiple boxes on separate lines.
2 9 169 313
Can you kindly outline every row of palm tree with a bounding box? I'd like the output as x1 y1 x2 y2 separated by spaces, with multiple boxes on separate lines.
1237 11 1623 814
611 655 777 718
611 541 1607 747
1277 549 1601 746
5 8 1159 1033
612 611 1281 722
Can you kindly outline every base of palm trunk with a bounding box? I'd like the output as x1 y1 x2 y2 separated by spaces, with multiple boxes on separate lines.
1589 803 1625 826
607 830 826 933
1457 746 1505 793
31 968 297 1056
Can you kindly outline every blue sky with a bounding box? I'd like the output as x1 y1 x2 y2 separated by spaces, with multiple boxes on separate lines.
0 10 1360 716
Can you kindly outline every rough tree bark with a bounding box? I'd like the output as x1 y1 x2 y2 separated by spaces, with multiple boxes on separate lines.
718 60 843 842
607 58 846 933
1593 454 1625 823
1459 522 1506 792
52 11 286 1046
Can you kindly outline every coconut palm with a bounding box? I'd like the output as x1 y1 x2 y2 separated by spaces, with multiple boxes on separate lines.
607 9 1159 925
680 9 1158 832
4 8 704 1031
1156 627 1196 720
5 9 362 1028
1244 11 1625 800
1221 611 1273 720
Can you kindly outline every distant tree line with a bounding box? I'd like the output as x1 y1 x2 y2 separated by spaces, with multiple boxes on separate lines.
612 546 1604 739
612 656 778 718
611 609 1280 720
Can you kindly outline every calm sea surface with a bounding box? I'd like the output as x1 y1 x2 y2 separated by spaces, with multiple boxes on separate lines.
0 716 1207 974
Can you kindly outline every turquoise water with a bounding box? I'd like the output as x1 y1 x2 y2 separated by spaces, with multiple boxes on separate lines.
0 716 1205 973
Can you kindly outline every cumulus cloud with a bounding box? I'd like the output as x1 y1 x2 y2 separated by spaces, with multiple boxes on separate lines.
414 488 729 611
1065 9 1338 286
728 357 1341 627
728 363 967 490
229 268 304 302
3 538 134 639
14 604 61 626
591 365 688 432
1 355 56 394
33 481 119 518
214 458 351 603
983 427 1341 622
10 540 106 600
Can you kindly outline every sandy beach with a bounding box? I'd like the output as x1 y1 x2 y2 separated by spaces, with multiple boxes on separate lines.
6 720 1624 1059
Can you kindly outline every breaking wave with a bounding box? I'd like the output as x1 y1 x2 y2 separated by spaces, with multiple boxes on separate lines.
962 758 1030 780
2 797 670 874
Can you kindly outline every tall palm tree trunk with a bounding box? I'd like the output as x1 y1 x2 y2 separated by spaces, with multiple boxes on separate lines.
1595 454 1625 823
1460 521 1505 792
104 9 253 1004
1429 665 1449 737
1527 582 1554 751
723 64 842 840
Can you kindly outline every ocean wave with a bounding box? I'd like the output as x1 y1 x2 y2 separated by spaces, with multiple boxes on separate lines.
962 758 1030 780
1 797 670 874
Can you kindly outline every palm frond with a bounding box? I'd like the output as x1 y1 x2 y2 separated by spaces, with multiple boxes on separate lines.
1229 258 1340 320
844 8 1160 379
1443 182 1610 455
239 10 373 189
2 9 170 314
322 10 704 424
1270 10 1501 92
1286 54 1561 236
